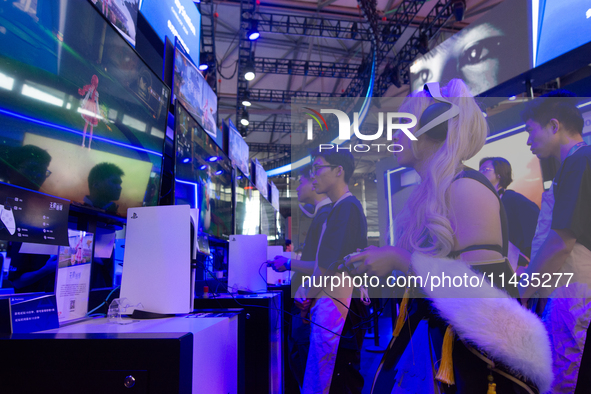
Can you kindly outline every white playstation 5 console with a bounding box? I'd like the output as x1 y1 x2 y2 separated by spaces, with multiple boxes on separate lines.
120 205 194 315
228 234 268 293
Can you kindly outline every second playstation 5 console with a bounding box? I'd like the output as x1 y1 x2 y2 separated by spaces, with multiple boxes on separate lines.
228 234 268 293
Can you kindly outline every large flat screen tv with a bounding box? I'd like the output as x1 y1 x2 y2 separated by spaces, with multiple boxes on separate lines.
270 181 279 212
0 0 170 218
173 45 218 140
533 0 591 67
91 0 139 46
234 168 260 235
260 195 276 243
139 0 201 57
228 119 250 178
174 101 232 240
252 159 268 200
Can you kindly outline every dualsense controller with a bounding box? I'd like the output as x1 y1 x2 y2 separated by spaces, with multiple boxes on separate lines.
0 201 16 235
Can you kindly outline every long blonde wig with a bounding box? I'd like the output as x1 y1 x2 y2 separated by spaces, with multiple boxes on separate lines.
393 79 488 257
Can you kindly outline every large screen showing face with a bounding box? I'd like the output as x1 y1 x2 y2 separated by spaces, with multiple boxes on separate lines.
235 168 260 235
228 119 250 178
0 0 170 218
173 47 218 139
174 102 232 240
409 0 530 96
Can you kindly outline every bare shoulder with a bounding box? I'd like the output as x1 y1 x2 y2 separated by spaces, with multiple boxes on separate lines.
448 177 499 211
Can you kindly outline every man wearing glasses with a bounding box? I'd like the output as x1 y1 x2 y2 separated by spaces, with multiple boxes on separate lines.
301 148 368 394
519 91 591 393
268 164 332 390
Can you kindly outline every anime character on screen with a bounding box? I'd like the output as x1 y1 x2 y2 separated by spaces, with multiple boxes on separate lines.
70 235 84 265
78 75 101 150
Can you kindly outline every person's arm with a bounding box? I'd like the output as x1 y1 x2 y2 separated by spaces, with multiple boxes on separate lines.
269 255 315 275
519 229 576 300
346 245 411 276
448 178 504 264
10 256 57 290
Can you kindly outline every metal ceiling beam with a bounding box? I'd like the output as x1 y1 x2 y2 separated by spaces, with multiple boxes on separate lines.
236 0 257 136
375 0 455 95
255 12 371 40
247 121 301 133
246 88 334 104
198 0 218 93
376 0 426 62
253 57 362 78
248 143 291 153
342 0 425 97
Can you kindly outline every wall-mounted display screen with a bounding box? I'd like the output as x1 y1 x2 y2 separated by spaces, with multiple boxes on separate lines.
228 119 250 178
270 182 279 212
174 101 232 240
0 0 170 218
253 159 268 200
409 0 530 96
260 196 276 243
533 0 591 67
235 168 260 235
173 46 218 139
0 182 69 246
91 0 139 46
139 0 201 57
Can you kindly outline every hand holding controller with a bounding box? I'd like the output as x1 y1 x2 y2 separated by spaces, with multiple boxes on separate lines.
338 251 364 273
0 200 16 235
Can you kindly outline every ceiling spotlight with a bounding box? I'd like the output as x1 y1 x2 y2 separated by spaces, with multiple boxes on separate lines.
385 63 402 89
452 0 467 22
242 91 251 106
247 20 260 41
243 62 256 81
199 52 214 71
240 110 249 126
351 22 359 39
418 32 430 55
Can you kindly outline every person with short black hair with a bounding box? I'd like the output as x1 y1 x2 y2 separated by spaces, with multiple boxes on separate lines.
268 164 332 390
479 157 539 266
300 148 368 394
0 145 52 192
520 90 591 393
84 162 124 214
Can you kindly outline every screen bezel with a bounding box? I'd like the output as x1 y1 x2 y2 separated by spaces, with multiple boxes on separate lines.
0 0 171 220
173 99 233 241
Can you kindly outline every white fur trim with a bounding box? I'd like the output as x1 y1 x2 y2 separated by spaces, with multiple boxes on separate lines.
411 253 553 393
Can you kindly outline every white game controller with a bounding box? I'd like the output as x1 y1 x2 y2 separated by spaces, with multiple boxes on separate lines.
0 200 16 235
341 251 363 272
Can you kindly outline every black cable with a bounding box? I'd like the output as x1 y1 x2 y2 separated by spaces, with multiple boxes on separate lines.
196 261 389 338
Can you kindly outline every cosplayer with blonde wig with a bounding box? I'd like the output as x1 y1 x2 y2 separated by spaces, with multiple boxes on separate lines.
346 79 553 394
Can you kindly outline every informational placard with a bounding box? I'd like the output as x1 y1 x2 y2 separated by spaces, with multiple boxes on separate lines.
55 230 94 323
0 182 69 246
